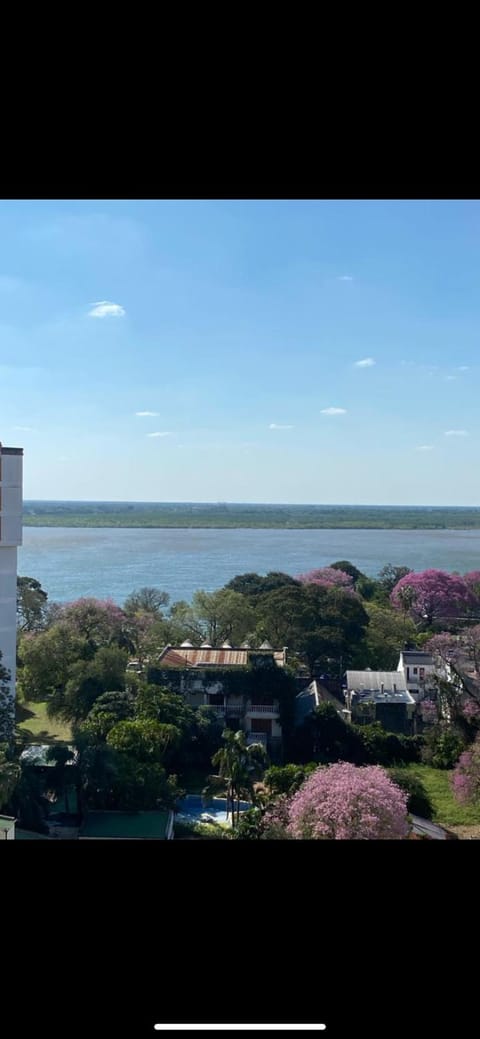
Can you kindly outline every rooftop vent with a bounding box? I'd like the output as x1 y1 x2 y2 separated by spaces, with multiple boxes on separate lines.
240 640 251 648
222 640 232 649
259 640 273 650
200 642 213 648
180 640 194 648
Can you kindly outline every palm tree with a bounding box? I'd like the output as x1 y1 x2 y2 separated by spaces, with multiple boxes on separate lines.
211 729 266 828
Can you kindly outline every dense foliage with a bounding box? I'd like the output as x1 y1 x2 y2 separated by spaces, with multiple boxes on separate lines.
9 555 480 834
452 735 480 805
263 763 409 840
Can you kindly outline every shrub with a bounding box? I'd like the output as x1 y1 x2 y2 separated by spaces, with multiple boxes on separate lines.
388 768 433 819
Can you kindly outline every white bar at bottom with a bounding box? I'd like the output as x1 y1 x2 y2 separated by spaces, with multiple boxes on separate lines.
154 1027 326 1032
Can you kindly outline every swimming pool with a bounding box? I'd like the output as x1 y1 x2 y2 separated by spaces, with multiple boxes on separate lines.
176 795 251 824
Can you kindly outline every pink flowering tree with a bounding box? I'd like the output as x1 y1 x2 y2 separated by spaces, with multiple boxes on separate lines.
59 598 135 651
462 624 480 674
390 569 476 627
463 571 480 601
296 567 354 591
424 632 461 667
272 763 409 840
452 735 480 804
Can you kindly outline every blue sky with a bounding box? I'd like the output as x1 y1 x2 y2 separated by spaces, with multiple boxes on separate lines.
1 198 479 504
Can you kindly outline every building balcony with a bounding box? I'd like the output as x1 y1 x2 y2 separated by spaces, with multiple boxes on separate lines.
203 704 244 719
247 703 279 716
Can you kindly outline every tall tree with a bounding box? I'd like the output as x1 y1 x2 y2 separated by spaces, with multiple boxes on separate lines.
16 576 48 631
123 587 170 617
211 729 266 827
0 653 14 743
0 743 20 809
391 569 476 628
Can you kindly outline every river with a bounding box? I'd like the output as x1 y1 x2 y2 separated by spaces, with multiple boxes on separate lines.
16 526 480 605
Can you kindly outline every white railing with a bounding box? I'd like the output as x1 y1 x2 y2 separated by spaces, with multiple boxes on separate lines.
248 704 278 715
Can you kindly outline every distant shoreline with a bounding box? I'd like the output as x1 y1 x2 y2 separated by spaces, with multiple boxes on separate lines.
21 501 480 531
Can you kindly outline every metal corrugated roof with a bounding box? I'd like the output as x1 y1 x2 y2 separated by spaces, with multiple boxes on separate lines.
157 646 286 668
346 671 413 702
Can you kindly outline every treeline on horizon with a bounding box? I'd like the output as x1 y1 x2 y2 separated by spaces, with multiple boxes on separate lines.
22 501 480 529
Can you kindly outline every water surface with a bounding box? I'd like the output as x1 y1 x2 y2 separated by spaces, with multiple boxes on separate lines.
18 526 480 604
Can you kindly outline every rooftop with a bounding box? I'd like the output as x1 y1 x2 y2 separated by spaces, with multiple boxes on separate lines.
346 670 414 704
80 811 172 839
0 444 23 455
156 644 287 668
399 651 434 666
0 815 16 833
295 680 344 724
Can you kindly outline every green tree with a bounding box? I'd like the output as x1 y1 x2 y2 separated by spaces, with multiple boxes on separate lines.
123 587 170 617
255 583 369 677
47 646 129 725
17 624 88 703
263 763 315 796
16 576 48 631
225 571 299 599
186 588 257 645
378 564 413 596
0 653 14 743
388 768 433 818
329 561 365 584
0 743 20 809
210 729 266 827
106 718 181 762
363 603 418 669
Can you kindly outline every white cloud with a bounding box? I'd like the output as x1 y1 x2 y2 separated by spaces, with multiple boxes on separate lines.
321 407 347 415
269 423 294 430
338 275 353 281
444 429 468 437
458 366 470 371
88 300 125 319
135 411 159 417
415 445 434 451
355 358 375 368
147 431 173 438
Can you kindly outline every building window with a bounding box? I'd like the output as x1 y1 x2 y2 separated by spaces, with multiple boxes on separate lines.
251 717 272 735
413 667 418 675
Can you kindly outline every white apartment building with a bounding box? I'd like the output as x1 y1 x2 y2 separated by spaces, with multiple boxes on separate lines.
0 443 23 739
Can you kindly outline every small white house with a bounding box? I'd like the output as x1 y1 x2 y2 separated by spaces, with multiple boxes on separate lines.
397 650 436 701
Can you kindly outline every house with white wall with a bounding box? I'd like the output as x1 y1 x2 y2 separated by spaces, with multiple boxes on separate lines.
150 641 286 756
397 649 436 701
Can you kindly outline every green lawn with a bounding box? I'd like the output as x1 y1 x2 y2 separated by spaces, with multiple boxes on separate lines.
397 765 480 827
15 701 72 745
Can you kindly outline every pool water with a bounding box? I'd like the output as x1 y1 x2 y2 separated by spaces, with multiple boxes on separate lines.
177 794 251 824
